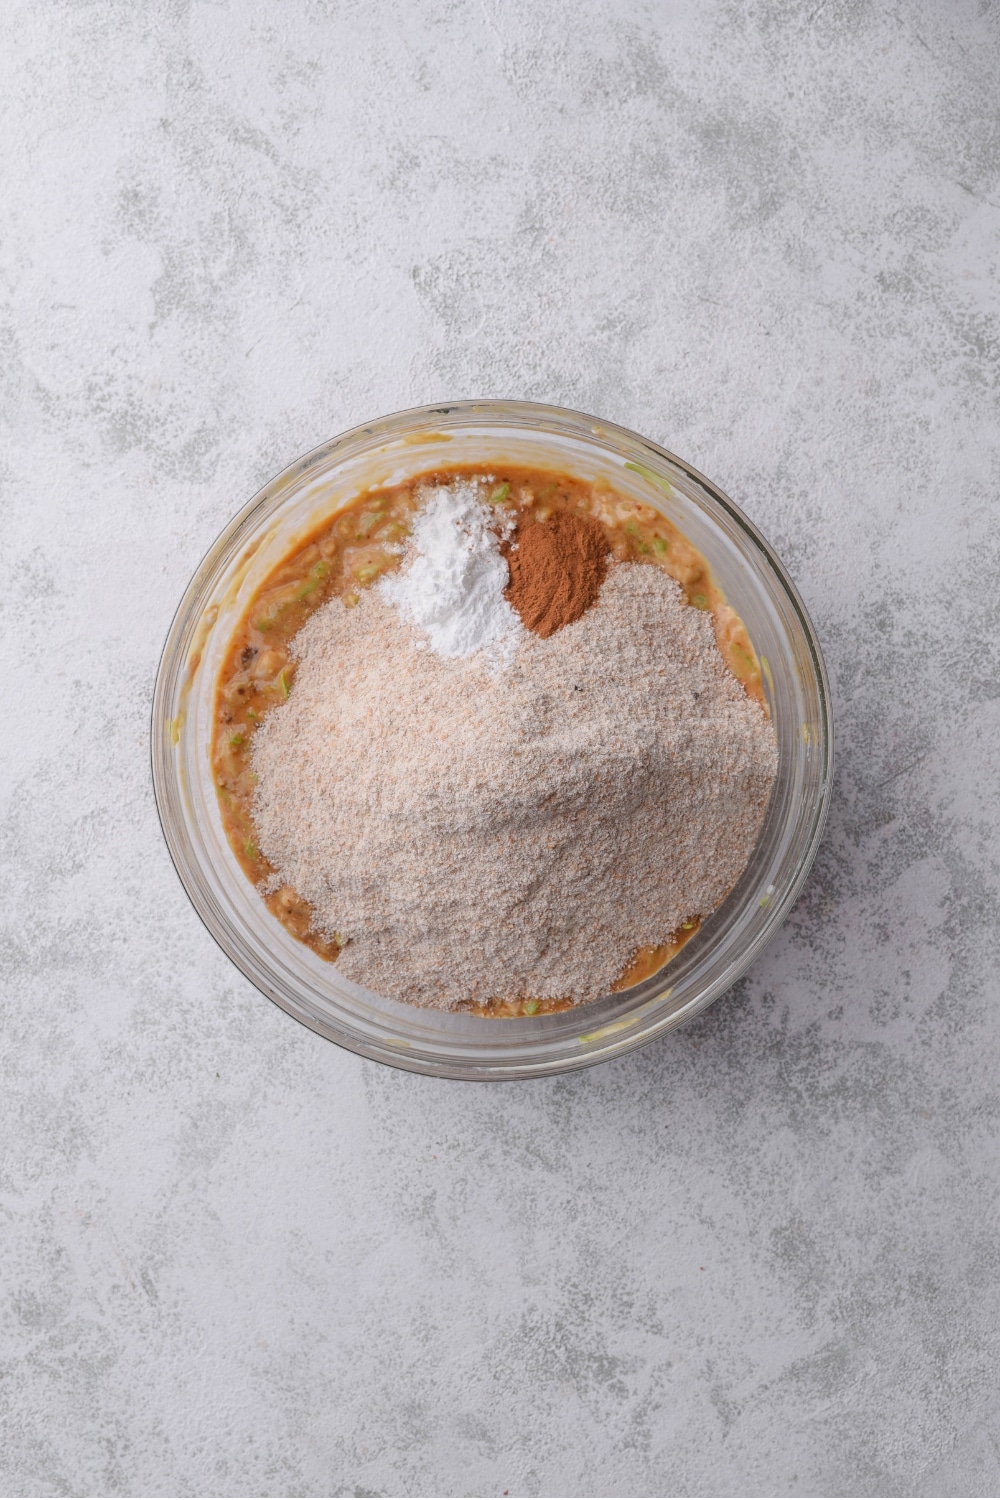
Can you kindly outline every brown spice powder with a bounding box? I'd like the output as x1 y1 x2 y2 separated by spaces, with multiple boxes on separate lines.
504 510 609 637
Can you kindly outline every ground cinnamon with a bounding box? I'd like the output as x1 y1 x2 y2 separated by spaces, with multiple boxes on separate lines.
503 510 609 637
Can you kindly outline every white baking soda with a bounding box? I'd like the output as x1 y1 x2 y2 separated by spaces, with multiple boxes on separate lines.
378 482 524 662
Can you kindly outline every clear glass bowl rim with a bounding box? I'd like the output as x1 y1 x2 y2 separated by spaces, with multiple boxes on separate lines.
150 400 834 1080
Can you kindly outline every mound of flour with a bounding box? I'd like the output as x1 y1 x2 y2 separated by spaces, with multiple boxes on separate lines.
251 563 777 1010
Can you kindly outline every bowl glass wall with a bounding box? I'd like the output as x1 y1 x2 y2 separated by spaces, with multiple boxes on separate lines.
151 402 833 1079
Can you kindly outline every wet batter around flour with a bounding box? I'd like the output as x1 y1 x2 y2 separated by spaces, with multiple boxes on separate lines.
212 466 777 1014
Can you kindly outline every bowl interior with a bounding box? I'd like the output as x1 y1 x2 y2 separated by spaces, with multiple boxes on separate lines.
152 402 832 1079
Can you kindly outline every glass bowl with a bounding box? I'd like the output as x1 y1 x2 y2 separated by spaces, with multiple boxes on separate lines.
151 401 833 1079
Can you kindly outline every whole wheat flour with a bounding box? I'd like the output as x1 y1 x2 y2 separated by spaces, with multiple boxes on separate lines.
251 563 777 1009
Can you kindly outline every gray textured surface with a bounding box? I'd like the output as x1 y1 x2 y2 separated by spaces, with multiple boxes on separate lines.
2 1 999 1495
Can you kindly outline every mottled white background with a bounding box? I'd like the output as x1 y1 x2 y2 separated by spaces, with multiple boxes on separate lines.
2 1 1000 1496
